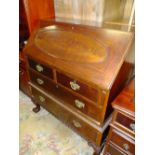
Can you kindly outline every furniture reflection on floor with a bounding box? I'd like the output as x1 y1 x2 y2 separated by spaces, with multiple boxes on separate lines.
24 21 134 154
103 78 135 155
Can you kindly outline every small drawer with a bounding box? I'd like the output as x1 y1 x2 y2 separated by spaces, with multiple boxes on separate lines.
28 58 53 79
56 71 98 103
31 87 98 144
116 112 135 132
110 129 135 154
105 143 126 155
29 69 54 92
29 69 103 123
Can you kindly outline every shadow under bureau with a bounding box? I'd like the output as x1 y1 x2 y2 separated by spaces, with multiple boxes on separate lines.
24 22 134 154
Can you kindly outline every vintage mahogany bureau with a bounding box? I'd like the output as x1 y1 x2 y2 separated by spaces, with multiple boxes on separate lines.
103 78 135 155
24 22 134 154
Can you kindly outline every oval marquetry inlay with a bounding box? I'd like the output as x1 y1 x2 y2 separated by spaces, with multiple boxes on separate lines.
34 26 107 63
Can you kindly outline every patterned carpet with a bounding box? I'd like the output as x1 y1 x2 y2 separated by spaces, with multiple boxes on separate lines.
19 91 94 155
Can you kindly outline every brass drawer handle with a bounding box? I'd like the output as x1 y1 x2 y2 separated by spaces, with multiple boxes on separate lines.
36 78 44 85
72 120 82 128
70 81 80 91
130 123 135 131
39 96 45 102
75 99 85 109
123 143 129 151
36 64 43 72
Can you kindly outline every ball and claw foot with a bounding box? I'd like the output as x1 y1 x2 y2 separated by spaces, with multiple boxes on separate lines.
32 104 40 113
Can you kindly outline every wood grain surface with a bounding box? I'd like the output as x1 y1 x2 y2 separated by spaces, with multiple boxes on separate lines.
25 24 134 90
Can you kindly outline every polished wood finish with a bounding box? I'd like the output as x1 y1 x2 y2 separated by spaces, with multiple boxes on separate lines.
29 69 54 91
29 69 103 123
19 52 26 68
116 112 135 133
19 0 29 41
19 0 30 96
105 143 126 155
104 78 135 155
23 0 55 33
28 58 54 79
57 71 99 102
19 0 55 95
24 22 134 154
19 52 31 96
34 28 106 63
110 128 135 154
104 61 134 121
39 18 135 32
25 24 133 90
112 78 135 115
31 85 109 145
19 63 30 96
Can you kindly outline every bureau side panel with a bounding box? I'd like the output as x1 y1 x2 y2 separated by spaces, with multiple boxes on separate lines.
104 62 134 120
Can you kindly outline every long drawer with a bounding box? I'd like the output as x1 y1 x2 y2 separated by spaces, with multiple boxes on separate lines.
31 86 102 144
29 69 103 123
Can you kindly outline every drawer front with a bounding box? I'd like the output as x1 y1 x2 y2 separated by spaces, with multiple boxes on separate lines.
29 69 102 122
105 144 126 155
116 112 135 133
29 69 54 92
68 114 97 143
55 86 103 122
57 71 98 103
28 58 53 79
110 129 135 154
31 87 69 122
31 87 98 143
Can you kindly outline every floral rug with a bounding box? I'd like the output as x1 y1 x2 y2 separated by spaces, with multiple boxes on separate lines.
19 91 94 155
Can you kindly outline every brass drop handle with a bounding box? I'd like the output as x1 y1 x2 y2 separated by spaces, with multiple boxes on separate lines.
123 143 129 151
36 78 44 85
70 81 80 91
75 99 85 109
39 96 45 102
130 123 135 131
36 64 43 72
72 120 82 128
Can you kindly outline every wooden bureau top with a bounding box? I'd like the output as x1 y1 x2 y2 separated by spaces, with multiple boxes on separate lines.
24 23 133 90
112 78 135 116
